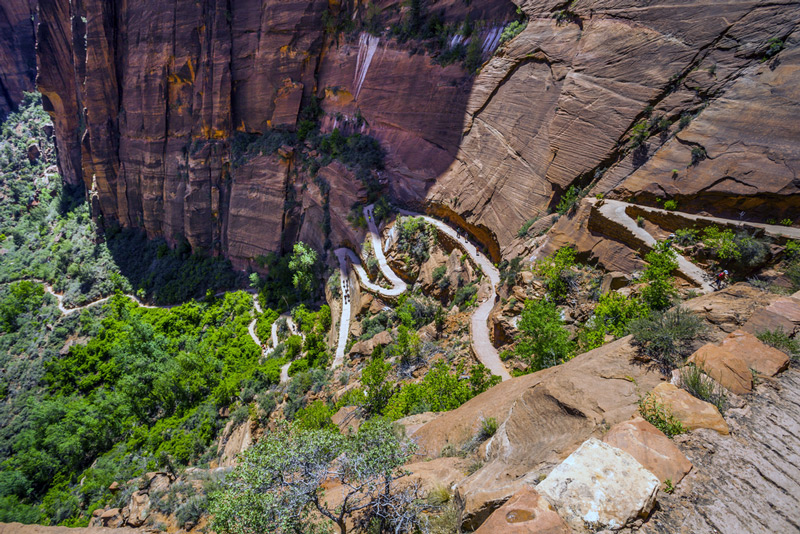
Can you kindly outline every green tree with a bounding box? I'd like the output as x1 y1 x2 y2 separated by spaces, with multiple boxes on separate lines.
210 419 419 534
288 242 318 298
641 241 678 310
360 355 393 416
514 299 574 371
535 247 577 301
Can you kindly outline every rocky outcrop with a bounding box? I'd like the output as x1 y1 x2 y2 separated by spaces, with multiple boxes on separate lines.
474 486 570 534
431 1 800 257
643 369 800 533
720 329 790 376
687 344 753 395
603 417 693 484
537 438 660 532
411 335 664 528
650 383 729 435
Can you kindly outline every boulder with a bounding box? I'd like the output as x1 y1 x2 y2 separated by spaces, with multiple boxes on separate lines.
719 330 790 377
474 486 571 534
600 272 630 294
93 508 124 528
687 344 752 395
537 438 660 532
414 336 664 528
357 292 374 315
602 417 692 484
348 330 393 357
332 405 362 434
743 297 800 336
125 490 150 527
650 383 729 435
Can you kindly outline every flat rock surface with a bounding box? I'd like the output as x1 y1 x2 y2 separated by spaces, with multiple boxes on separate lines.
720 329 790 377
474 486 570 534
537 438 660 532
642 369 800 533
650 383 729 435
687 344 752 395
603 417 692 484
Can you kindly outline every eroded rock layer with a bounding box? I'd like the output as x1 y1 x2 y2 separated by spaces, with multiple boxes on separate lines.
9 0 800 266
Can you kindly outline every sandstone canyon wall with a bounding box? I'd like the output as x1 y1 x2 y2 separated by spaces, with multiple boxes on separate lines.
0 0 36 116
6 0 800 268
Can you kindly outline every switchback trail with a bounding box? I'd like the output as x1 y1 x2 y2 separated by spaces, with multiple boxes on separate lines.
332 206 511 380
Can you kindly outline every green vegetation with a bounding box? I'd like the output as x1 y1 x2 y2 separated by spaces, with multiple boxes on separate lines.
535 246 577 301
396 216 435 265
514 299 574 372
500 19 527 44
383 361 500 420
556 185 582 215
701 226 769 271
638 393 686 437
210 419 420 534
518 217 538 237
663 199 678 211
629 307 704 372
579 292 649 351
762 36 785 61
641 241 678 310
757 328 799 360
0 292 283 525
679 364 727 413
452 283 478 310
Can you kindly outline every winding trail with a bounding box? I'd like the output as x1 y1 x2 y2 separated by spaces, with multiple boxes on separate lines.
396 208 511 381
332 205 511 380
590 198 716 293
9 278 294 383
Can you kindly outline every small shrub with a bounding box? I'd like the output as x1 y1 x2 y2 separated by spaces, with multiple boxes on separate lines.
637 215 645 228
679 364 727 413
641 242 678 310
500 19 527 44
663 479 675 494
638 393 686 437
478 417 498 440
785 240 800 261
535 246 577 301
629 307 704 371
453 283 478 310
556 186 581 215
675 228 698 246
690 146 707 166
757 328 799 360
780 218 793 227
518 217 537 237
663 200 678 211
514 299 574 371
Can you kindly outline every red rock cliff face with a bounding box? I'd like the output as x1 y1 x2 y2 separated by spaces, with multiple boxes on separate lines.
428 0 800 257
26 0 800 267
0 0 36 116
33 0 515 267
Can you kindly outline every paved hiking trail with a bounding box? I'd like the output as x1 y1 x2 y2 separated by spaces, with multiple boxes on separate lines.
589 199 716 293
332 205 512 380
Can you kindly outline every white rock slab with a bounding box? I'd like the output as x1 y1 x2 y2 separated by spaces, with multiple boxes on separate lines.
537 438 660 532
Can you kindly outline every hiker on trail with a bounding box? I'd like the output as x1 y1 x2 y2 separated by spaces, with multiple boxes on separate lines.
666 233 676 247
716 269 729 289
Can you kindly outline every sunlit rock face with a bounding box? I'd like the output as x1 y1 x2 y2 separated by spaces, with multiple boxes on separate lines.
15 0 800 265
